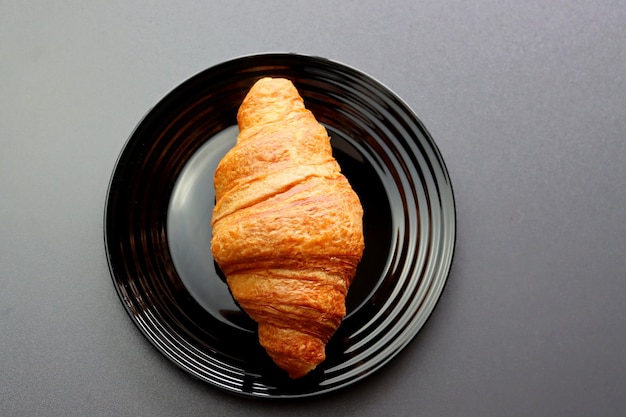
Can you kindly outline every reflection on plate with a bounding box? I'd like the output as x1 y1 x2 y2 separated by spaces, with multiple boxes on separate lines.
104 53 455 398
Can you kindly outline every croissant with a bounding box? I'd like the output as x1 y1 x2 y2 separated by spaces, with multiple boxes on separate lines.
211 77 365 378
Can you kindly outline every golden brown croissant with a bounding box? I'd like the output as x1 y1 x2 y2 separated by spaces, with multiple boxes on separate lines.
211 77 364 378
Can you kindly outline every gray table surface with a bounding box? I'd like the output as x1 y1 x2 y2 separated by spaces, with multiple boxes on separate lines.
2 1 626 416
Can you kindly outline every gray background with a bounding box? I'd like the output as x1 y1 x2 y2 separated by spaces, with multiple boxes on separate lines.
2 1 625 416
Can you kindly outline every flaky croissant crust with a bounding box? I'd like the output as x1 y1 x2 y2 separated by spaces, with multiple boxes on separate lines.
211 77 364 378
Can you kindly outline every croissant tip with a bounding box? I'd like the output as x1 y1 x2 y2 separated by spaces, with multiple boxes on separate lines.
278 359 320 380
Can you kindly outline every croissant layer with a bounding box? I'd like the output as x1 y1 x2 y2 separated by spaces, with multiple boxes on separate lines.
211 77 364 378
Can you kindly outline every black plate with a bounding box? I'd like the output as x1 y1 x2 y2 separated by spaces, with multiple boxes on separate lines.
104 53 456 398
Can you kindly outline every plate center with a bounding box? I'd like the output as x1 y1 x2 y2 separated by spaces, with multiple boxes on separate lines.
167 126 250 330
167 125 392 330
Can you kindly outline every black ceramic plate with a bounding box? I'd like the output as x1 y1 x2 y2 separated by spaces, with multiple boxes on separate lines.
104 53 455 398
